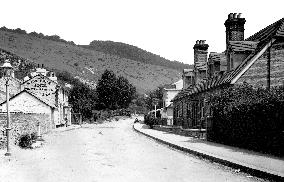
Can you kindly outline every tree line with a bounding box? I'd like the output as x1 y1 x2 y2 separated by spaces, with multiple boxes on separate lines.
56 68 167 120
59 69 136 120
0 26 76 45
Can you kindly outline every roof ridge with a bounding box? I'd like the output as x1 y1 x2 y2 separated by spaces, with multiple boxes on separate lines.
246 17 284 41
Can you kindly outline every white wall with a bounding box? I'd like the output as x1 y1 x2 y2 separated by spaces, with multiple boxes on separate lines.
163 89 180 108
173 79 183 90
0 92 52 114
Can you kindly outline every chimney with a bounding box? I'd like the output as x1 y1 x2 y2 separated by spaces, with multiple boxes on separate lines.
182 69 195 89
225 13 246 71
42 64 44 68
193 40 209 84
225 13 246 50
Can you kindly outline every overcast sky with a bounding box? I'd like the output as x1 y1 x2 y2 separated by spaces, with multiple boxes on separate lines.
1 0 283 65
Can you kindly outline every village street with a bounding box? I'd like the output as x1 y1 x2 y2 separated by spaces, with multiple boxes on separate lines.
0 117 267 182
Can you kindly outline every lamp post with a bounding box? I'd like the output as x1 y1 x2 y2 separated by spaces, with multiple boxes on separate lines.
1 60 13 156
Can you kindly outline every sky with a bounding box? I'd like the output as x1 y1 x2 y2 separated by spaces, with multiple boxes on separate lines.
1 0 283 65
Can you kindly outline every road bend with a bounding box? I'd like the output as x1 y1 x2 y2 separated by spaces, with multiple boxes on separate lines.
0 117 268 182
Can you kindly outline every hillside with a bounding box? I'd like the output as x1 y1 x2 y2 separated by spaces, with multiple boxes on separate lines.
81 41 191 71
0 29 187 93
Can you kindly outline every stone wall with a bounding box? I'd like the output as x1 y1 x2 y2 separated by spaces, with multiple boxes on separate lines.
0 113 52 148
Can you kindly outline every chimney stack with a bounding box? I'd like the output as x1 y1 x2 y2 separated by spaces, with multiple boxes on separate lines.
193 40 209 84
225 13 246 51
225 13 246 71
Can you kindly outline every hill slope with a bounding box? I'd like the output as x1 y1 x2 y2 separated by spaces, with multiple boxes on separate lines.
81 40 191 71
0 29 186 93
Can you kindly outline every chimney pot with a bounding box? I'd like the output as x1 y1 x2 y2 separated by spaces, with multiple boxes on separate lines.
196 40 199 44
229 13 234 19
233 13 237 18
38 64 40 68
42 64 44 68
237 13 242 18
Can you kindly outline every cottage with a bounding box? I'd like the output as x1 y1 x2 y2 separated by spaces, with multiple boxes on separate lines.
172 13 284 136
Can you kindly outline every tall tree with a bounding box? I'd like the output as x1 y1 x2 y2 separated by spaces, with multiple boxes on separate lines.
96 70 118 110
116 76 136 109
69 83 97 119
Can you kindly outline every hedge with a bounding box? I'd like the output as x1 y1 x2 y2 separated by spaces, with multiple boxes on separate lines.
144 114 167 128
208 84 284 157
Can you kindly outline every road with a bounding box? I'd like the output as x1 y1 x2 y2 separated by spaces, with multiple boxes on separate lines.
0 117 267 182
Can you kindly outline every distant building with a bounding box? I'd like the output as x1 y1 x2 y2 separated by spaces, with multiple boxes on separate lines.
161 79 183 125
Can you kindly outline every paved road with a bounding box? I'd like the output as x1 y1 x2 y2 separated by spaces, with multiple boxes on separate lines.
0 118 267 182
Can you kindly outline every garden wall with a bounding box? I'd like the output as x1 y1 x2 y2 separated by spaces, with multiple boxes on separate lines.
0 112 52 148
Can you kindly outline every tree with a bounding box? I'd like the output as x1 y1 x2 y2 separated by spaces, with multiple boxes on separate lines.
96 70 118 110
69 82 97 120
96 70 136 110
116 76 136 109
145 86 164 111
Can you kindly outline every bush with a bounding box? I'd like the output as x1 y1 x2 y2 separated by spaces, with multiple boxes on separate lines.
18 132 37 149
208 84 284 157
144 114 154 128
144 114 167 128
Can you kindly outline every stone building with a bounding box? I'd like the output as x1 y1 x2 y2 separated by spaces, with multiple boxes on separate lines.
172 14 284 135
0 62 72 142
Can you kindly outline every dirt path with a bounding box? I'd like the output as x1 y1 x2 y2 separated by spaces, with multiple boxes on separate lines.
0 117 266 182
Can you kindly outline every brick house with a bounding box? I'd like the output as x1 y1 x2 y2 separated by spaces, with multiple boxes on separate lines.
171 13 284 135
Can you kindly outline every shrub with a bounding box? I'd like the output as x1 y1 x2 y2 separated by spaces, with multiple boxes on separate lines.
208 84 284 157
18 132 37 149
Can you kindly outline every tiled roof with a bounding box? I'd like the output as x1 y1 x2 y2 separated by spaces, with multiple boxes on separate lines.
229 41 259 52
172 17 284 102
246 18 284 42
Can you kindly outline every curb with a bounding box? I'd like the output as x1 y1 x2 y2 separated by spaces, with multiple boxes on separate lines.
133 124 283 182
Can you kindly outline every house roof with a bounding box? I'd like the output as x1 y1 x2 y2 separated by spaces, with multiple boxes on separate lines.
229 41 259 52
0 89 56 108
172 17 284 102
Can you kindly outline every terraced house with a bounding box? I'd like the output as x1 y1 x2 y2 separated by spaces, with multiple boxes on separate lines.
172 13 284 136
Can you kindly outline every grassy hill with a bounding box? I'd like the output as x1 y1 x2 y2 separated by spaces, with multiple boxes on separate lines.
0 28 190 93
81 40 191 71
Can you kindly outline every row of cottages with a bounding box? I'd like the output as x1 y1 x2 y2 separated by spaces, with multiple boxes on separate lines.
171 13 284 135
0 64 72 129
